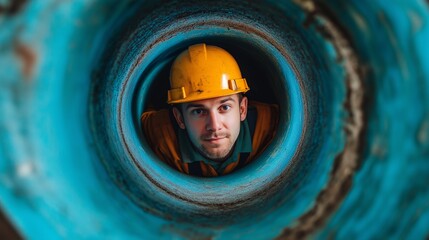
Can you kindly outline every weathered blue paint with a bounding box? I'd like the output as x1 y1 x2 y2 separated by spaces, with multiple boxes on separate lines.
0 0 428 239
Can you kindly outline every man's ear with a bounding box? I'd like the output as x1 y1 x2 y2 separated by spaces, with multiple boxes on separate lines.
172 107 186 129
240 96 248 121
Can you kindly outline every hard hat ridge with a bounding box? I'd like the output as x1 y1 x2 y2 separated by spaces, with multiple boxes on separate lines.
188 43 208 63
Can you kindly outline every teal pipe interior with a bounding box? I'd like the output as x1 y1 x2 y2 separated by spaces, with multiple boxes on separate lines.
0 0 428 239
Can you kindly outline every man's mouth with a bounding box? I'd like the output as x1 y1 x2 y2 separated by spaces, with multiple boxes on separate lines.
204 137 225 141
203 135 227 142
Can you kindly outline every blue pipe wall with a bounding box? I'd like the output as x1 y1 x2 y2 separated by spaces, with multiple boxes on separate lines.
0 0 428 239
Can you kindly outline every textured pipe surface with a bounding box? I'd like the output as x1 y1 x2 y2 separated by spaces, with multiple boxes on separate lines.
0 0 428 239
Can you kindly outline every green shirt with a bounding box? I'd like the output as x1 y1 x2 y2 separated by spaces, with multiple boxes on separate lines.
177 120 253 173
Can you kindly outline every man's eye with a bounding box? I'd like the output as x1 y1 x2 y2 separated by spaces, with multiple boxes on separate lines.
220 105 231 112
191 109 205 115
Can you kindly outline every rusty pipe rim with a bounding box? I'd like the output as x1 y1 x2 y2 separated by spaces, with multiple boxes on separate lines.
123 18 303 207
89 0 365 225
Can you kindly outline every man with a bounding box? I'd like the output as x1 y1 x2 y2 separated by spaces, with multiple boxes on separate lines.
141 43 278 177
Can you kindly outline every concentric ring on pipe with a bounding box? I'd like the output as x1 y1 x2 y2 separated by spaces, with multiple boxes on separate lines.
88 1 348 224
124 20 304 208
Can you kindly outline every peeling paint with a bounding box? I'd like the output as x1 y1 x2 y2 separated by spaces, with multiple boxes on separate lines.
0 209 22 240
13 42 36 79
0 0 27 15
276 0 366 238
417 115 429 144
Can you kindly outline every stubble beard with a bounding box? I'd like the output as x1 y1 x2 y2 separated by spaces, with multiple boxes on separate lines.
198 133 234 162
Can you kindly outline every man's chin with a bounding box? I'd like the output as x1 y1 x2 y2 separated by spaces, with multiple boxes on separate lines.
199 144 231 162
207 155 227 161
201 148 230 162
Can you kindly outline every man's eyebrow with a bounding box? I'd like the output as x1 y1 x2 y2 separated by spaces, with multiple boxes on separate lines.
184 97 236 110
220 97 235 104
185 103 205 110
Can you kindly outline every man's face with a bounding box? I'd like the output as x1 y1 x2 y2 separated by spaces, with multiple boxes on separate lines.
172 94 248 161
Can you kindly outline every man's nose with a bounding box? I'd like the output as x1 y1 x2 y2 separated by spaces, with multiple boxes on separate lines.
206 111 222 131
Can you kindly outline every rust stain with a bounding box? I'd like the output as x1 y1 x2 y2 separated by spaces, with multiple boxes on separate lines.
14 42 36 79
0 0 27 15
0 207 23 240
417 115 429 144
276 0 368 239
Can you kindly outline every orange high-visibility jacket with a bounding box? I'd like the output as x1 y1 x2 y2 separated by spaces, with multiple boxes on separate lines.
141 101 278 177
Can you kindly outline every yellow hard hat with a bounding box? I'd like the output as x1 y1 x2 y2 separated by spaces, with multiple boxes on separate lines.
167 43 250 104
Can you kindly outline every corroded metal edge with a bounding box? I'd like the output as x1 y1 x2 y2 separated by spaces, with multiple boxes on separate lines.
0 0 27 15
119 17 307 209
0 207 22 240
110 2 309 222
276 1 367 239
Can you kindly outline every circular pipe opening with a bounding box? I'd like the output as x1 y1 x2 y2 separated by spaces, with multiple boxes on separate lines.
133 36 287 170
124 25 304 219
89 0 352 225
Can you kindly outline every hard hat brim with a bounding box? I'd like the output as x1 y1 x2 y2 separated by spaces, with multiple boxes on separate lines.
168 89 249 104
